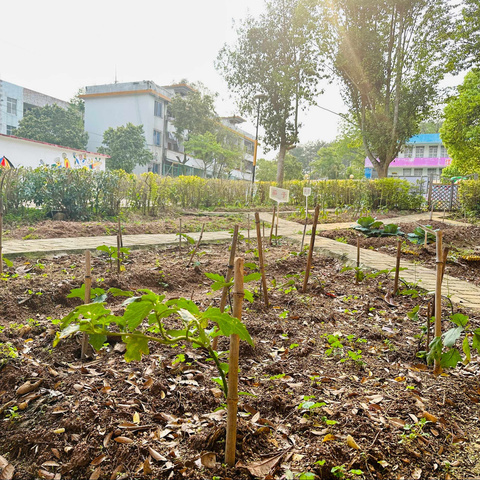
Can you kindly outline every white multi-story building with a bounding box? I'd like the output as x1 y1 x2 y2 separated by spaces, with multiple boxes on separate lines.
82 80 255 179
0 79 70 136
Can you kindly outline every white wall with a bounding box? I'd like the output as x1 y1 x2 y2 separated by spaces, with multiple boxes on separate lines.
0 134 106 170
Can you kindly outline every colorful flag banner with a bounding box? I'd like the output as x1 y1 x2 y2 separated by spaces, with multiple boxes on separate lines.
0 156 14 169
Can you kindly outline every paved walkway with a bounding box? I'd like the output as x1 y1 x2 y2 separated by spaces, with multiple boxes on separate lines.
3 212 479 311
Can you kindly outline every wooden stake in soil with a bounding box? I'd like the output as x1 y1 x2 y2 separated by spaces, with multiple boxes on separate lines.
247 214 250 242
302 205 320 293
81 251 92 361
393 239 402 295
187 223 205 267
255 212 269 307
212 225 239 351
116 234 121 273
269 205 276 246
225 257 244 467
355 237 361 284
434 230 443 375
424 230 428 249
426 301 432 354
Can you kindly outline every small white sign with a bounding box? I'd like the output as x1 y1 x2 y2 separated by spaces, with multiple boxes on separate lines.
303 187 311 197
269 186 290 203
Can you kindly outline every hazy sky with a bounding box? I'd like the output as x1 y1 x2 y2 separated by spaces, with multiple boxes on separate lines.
1 0 347 157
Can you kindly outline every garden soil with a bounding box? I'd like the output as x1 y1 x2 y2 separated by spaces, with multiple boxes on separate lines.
1 239 479 480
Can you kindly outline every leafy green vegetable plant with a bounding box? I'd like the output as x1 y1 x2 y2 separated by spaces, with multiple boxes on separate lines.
54 287 253 397
352 216 404 237
407 226 436 245
426 313 480 368
96 244 130 270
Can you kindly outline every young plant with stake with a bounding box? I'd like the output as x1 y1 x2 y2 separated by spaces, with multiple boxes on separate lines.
54 287 253 397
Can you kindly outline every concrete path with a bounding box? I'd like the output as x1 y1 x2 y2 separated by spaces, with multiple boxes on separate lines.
3 212 479 311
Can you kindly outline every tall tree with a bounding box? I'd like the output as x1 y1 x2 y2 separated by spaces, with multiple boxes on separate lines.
440 69 480 174
169 82 218 174
98 123 153 173
291 140 328 175
256 154 303 181
323 0 453 178
217 0 328 186
15 104 88 150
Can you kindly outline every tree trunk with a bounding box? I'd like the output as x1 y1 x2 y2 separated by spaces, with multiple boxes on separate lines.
276 143 288 187
372 159 390 178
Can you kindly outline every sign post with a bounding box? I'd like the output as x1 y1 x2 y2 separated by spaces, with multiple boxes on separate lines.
269 186 290 244
300 187 312 252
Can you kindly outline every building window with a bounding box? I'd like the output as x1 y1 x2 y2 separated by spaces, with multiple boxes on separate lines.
7 97 17 115
414 168 423 176
427 168 437 176
6 125 16 135
403 146 413 157
440 145 448 157
415 146 425 157
403 168 412 176
153 130 162 146
154 101 163 117
428 145 438 157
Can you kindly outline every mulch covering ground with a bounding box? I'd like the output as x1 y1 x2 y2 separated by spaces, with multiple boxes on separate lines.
1 238 479 480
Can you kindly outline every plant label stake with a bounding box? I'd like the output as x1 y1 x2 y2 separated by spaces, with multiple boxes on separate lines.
269 186 290 245
213 225 239 351
225 257 245 467
303 205 320 293
81 250 92 361
393 239 402 295
269 205 276 246
300 187 311 252
434 230 443 375
255 212 269 307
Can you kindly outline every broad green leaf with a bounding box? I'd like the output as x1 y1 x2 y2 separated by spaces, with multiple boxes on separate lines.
3 256 13 268
450 313 469 327
244 289 254 303
244 262 257 270
108 287 135 297
75 302 111 320
299 473 316 480
427 336 443 365
56 323 80 343
443 326 463 348
440 348 462 368
67 284 106 299
407 305 420 320
178 308 197 324
204 272 225 283
383 223 399 234
96 245 113 254
123 300 154 331
472 329 480 352
462 336 471 363
244 272 261 283
89 334 108 351
165 329 188 338
357 216 375 227
206 308 253 346
370 221 384 229
123 335 150 361
169 298 200 316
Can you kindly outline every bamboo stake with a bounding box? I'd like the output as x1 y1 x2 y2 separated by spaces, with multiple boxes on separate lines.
441 246 449 283
262 221 265 243
434 231 443 375
81 251 92 360
212 226 239 351
302 205 320 293
426 301 432 354
393 239 402 295
424 230 428 249
116 234 121 273
356 238 360 284
247 214 250 242
429 203 434 221
255 212 269 307
269 205 276 245
118 212 123 249
225 257 244 467
187 223 205 267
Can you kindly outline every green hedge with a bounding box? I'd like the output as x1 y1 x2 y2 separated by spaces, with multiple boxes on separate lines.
2 168 427 220
458 179 480 215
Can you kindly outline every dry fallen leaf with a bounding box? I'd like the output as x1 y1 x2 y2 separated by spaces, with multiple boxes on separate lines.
103 431 113 448
16 379 42 396
346 434 360 450
37 469 55 480
90 455 106 466
114 436 134 444
0 457 14 480
237 450 287 477
89 466 101 480
133 412 140 424
323 434 336 442
412 467 422 479
200 452 216 469
148 447 167 462
143 457 152 475
421 411 438 423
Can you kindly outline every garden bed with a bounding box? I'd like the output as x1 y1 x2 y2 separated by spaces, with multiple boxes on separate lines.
318 220 480 287
1 240 479 480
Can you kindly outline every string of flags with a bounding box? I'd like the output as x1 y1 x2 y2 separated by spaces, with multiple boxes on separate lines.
0 156 14 169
